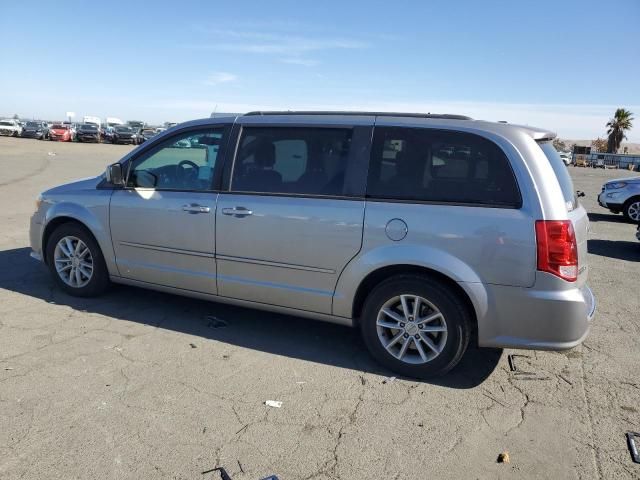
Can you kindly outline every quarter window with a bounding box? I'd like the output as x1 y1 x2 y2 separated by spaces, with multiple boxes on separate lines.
367 127 521 207
232 127 355 196
127 128 224 190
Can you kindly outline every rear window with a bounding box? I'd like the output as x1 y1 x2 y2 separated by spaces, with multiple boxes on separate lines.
538 141 576 211
367 127 521 207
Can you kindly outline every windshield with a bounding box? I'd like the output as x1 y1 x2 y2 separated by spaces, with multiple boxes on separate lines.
0 121 14 126
81 124 97 131
538 141 577 211
51 124 66 130
26 122 40 127
115 127 132 133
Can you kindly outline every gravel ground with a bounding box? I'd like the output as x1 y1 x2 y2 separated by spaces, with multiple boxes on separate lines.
0 137 639 479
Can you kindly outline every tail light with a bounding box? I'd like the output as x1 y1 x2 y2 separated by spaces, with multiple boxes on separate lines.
535 220 578 282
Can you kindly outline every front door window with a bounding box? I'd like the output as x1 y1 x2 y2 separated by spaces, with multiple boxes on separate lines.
128 129 224 191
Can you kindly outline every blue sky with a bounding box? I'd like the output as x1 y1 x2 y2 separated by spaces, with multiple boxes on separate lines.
1 0 639 140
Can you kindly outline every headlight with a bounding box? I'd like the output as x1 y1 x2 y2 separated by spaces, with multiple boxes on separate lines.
606 182 627 189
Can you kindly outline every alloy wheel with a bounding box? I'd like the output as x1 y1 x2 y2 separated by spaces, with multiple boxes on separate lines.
376 294 448 365
53 236 94 288
628 201 640 222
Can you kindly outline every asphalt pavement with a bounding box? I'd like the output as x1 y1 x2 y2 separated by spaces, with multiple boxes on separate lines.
1 137 639 479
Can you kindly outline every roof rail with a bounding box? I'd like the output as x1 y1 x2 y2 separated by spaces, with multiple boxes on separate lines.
243 111 473 120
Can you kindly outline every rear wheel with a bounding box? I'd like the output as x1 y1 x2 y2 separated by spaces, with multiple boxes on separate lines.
46 223 110 297
360 275 471 378
623 198 640 223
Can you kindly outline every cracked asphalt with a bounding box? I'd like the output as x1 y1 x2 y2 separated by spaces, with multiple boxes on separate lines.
1 137 639 479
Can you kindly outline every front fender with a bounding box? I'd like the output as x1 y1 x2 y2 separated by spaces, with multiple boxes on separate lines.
331 243 488 322
43 196 117 275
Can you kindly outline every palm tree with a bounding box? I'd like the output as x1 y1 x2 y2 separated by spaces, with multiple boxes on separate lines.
606 108 634 153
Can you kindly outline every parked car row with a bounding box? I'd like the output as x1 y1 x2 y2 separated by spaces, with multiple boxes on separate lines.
1 118 164 144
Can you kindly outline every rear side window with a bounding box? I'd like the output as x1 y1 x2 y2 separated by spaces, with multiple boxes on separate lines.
538 141 576 211
367 127 521 207
232 127 356 196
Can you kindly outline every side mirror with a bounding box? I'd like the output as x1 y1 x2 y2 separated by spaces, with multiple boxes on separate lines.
106 163 124 185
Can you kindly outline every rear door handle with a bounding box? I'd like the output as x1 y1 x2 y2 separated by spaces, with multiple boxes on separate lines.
182 204 211 214
221 206 253 217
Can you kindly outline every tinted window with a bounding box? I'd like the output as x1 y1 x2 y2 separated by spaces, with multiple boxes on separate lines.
538 141 576 211
127 128 224 190
367 127 521 207
232 127 354 196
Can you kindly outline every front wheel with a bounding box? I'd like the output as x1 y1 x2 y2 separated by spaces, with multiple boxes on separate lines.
46 223 110 297
360 275 471 378
623 198 640 223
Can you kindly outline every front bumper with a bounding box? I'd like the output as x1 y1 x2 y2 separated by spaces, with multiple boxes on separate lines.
22 131 44 138
78 135 99 142
473 274 595 350
29 213 44 262
0 129 18 136
598 190 627 210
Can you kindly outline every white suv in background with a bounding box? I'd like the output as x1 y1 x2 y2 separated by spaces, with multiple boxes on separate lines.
598 177 640 222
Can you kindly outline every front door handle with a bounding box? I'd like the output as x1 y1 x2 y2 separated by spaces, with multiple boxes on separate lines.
221 206 253 217
182 204 211 214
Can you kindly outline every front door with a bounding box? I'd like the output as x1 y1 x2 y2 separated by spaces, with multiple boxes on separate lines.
110 126 229 294
215 123 371 314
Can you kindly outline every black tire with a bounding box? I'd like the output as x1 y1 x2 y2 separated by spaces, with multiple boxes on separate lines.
360 274 471 379
45 223 110 297
623 197 640 223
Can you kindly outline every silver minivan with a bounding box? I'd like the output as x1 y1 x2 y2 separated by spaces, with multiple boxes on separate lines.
29 112 595 378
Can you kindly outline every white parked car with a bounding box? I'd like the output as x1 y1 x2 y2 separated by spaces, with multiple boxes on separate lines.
559 152 572 166
0 119 23 137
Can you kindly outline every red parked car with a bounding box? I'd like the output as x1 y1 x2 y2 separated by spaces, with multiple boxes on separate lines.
49 124 74 142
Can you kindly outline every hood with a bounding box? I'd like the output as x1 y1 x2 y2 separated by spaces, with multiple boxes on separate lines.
42 175 103 196
51 128 68 133
606 176 640 185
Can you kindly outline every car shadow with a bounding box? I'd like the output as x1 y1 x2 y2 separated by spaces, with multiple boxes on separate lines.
587 212 631 224
588 239 640 261
0 247 502 389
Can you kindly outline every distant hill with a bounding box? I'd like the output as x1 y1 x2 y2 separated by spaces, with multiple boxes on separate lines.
559 139 640 154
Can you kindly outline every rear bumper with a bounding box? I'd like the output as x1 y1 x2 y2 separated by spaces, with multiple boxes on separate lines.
471 275 595 350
